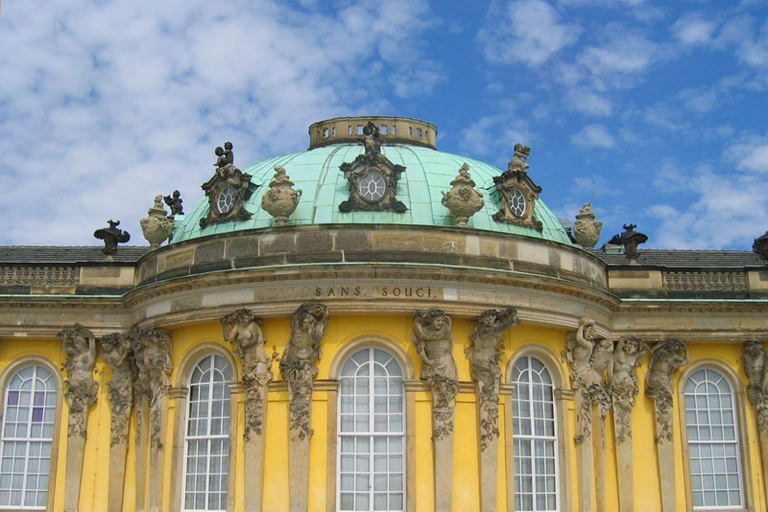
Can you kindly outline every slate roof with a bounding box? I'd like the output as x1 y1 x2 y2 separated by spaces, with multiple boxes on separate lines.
591 249 765 268
0 246 150 264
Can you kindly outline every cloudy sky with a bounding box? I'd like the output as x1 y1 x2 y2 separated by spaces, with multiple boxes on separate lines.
0 0 766 249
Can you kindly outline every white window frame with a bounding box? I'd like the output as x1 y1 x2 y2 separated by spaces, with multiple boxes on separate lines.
0 361 61 511
336 346 406 512
180 353 233 512
511 354 560 512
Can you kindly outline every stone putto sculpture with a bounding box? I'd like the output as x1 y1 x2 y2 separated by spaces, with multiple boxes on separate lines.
279 302 329 441
60 324 99 438
363 121 382 156
467 307 519 450
508 143 530 173
164 190 184 216
645 338 689 443
100 332 135 446
200 141 255 228
140 195 174 248
94 220 131 256
743 340 768 433
609 336 649 442
261 165 303 225
413 309 459 441
441 163 485 227
222 308 274 438
572 201 603 250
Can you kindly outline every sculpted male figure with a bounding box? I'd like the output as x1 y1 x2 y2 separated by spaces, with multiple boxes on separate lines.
564 317 598 389
100 332 135 445
468 307 519 391
743 340 768 432
413 309 458 385
61 324 99 438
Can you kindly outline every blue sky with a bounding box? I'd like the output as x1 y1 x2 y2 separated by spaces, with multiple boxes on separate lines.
0 0 766 249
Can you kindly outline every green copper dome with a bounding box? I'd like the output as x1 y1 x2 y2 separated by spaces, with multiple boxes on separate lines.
171 117 571 245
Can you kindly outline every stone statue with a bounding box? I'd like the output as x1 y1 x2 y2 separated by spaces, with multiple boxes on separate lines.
100 332 135 446
133 328 173 449
60 324 99 438
609 336 649 442
413 309 458 441
508 143 530 173
140 195 174 248
222 308 274 438
280 302 329 440
94 220 131 256
645 338 689 443
564 317 600 390
467 307 519 450
215 141 235 168
362 121 381 156
163 190 184 216
572 201 603 250
441 163 485 227
743 340 768 432
261 165 302 225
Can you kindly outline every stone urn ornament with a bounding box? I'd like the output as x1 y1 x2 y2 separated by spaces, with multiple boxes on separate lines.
261 165 302 225
572 201 603 249
140 195 174 248
441 163 485 227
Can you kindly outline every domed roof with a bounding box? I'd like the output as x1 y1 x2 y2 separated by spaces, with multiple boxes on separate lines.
171 117 572 245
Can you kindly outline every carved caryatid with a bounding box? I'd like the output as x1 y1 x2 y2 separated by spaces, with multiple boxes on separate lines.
645 338 689 443
100 332 135 446
261 165 302 226
132 328 173 449
563 318 612 443
441 163 485 227
413 309 458 441
492 143 542 230
467 307 518 451
572 201 603 250
338 122 407 213
221 308 274 439
60 324 99 438
200 142 255 228
609 336 649 443
280 302 329 441
743 340 768 433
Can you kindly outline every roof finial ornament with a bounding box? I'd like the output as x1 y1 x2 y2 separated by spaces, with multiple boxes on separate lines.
140 195 174 249
608 223 648 264
94 220 131 256
363 121 381 156
508 143 530 173
753 231 768 263
262 165 303 225
572 201 603 250
441 163 485 227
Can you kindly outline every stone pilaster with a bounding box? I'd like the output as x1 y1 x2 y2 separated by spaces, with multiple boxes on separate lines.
279 303 329 512
59 324 98 512
645 338 689 512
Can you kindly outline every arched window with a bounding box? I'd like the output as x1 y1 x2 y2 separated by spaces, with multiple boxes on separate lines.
0 364 57 509
338 347 405 512
683 368 743 509
181 354 232 511
511 356 559 512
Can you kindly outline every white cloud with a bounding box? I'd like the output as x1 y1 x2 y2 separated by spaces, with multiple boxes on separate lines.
0 0 440 245
566 89 613 116
479 0 581 67
458 107 534 165
671 13 717 45
728 133 768 173
571 124 616 149
578 28 660 78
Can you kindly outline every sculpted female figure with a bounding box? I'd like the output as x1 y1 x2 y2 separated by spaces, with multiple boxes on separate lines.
413 309 458 386
564 317 598 389
60 324 99 438
468 307 518 393
100 332 135 445
610 336 649 442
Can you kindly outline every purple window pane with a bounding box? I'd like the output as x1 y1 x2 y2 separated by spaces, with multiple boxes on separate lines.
8 391 18 406
34 392 45 406
32 408 43 422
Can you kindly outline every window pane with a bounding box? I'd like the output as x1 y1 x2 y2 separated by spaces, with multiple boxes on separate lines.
183 355 232 511
338 347 405 511
684 368 743 509
512 356 558 512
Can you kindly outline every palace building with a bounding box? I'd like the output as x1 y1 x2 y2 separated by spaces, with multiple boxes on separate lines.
0 116 767 512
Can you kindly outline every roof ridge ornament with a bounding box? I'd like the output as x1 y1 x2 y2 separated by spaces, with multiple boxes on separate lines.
200 142 256 228
608 224 648 264
94 220 131 256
